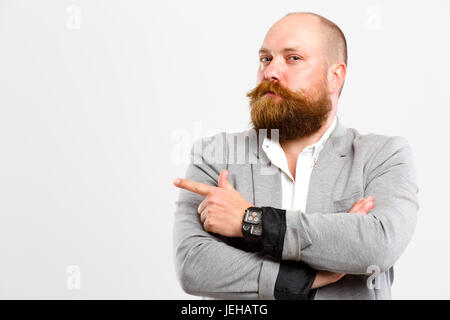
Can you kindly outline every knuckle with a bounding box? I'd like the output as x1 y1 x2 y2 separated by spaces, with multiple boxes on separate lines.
207 196 217 207
208 204 216 214
204 219 215 232
206 196 215 206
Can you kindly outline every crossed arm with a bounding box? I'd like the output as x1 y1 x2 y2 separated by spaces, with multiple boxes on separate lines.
173 136 418 299
174 170 374 288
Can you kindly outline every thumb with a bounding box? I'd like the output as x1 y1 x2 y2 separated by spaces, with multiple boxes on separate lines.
218 169 234 190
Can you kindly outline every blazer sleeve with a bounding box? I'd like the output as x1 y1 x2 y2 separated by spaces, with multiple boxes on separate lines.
267 136 419 274
173 134 317 299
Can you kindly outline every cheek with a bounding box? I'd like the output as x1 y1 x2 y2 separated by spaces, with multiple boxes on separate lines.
286 69 325 92
285 75 308 92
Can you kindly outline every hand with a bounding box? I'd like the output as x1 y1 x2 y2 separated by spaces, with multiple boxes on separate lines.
311 270 346 289
173 170 252 237
311 196 375 289
349 195 374 215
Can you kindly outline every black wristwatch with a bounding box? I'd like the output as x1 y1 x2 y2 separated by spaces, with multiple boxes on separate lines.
242 207 263 243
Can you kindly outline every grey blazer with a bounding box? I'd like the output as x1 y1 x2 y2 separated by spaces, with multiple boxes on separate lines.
173 117 419 300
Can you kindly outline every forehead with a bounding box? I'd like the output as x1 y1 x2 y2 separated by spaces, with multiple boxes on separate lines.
261 15 325 55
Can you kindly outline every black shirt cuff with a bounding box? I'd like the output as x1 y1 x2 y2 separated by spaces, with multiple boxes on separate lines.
274 260 317 300
261 206 287 260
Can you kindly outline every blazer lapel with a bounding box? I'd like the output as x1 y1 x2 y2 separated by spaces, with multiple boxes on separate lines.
306 117 350 213
249 130 283 208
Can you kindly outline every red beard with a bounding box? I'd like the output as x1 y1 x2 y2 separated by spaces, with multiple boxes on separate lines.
247 80 332 142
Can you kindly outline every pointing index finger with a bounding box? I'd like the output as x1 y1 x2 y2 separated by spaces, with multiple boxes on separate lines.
173 178 215 197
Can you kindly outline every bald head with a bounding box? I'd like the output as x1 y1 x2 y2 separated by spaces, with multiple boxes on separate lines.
281 12 347 67
259 12 348 97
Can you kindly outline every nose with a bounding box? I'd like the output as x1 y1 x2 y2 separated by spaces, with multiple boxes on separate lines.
263 57 283 82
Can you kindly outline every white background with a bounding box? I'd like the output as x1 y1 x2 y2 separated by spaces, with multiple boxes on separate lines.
0 0 449 299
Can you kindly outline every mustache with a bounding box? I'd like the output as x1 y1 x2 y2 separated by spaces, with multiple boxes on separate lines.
246 80 299 101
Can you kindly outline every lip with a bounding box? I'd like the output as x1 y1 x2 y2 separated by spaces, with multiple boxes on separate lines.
265 91 282 99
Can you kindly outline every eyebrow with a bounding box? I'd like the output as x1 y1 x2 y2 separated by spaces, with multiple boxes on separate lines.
258 47 304 55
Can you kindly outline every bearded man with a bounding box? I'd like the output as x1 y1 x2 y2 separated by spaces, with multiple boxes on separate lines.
173 12 418 300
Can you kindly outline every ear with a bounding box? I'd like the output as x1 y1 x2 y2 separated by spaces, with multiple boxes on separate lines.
327 63 346 95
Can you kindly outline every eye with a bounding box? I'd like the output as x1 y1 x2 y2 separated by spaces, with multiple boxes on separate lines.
288 56 301 61
260 56 271 63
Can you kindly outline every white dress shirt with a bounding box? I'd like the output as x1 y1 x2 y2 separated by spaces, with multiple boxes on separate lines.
262 116 337 212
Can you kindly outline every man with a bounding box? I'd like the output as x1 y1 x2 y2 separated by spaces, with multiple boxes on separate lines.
172 12 418 299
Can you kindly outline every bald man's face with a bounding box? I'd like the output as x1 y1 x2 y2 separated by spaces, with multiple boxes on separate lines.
257 15 329 93
247 15 333 141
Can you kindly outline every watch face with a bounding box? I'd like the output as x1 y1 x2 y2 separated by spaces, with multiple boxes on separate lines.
245 207 262 225
250 224 262 236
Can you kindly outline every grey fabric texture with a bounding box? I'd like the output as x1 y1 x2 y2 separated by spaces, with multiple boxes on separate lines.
173 117 419 300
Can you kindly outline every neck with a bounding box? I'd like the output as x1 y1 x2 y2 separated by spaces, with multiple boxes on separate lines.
280 111 336 158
